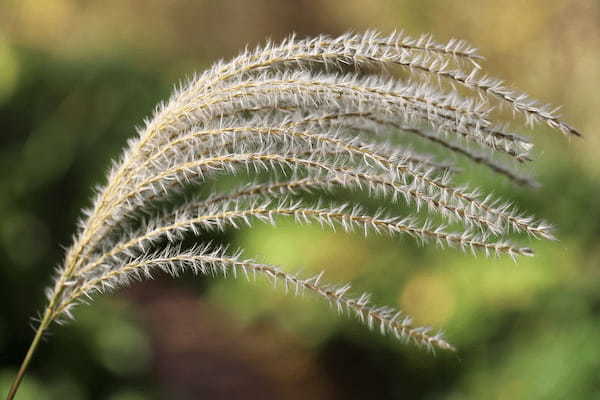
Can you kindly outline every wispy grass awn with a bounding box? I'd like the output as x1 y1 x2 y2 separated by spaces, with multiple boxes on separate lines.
6 30 579 399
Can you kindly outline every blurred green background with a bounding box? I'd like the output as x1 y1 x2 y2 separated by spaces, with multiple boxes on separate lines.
1 1 599 399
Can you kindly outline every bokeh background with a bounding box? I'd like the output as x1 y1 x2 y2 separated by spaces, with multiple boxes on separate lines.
1 1 599 399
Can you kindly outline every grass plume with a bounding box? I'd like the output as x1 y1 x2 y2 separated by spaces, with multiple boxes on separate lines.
7 30 578 399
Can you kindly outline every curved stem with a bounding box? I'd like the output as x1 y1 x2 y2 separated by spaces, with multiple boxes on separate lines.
6 309 52 400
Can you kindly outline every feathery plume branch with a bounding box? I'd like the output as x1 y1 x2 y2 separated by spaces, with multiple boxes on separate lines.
7 30 579 399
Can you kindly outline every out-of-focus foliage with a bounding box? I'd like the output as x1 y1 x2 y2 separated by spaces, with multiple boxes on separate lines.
1 1 598 399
